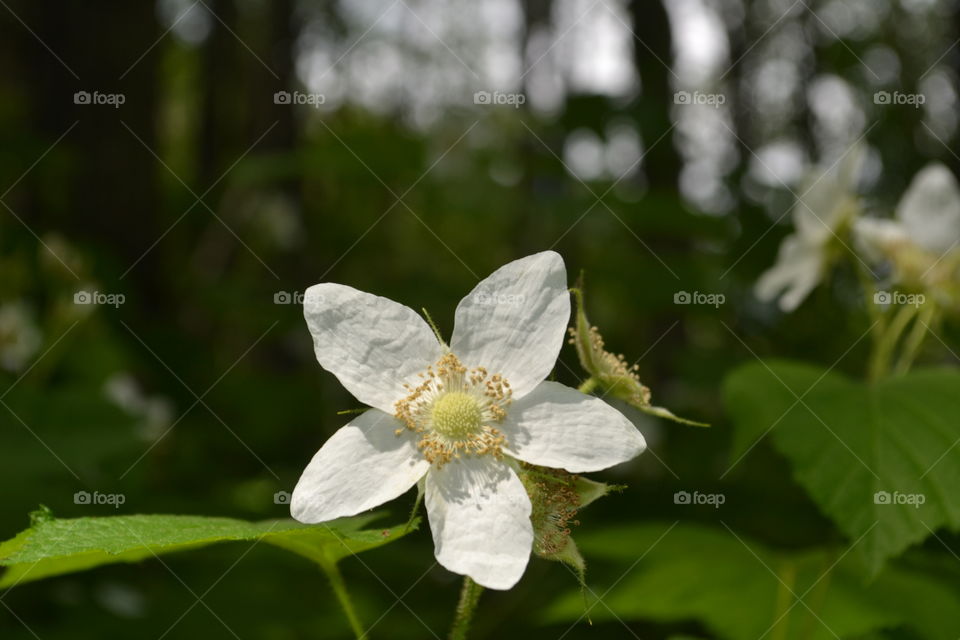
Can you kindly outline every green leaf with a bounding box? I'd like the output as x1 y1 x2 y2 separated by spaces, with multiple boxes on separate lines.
724 361 960 575
543 522 960 640
0 507 417 588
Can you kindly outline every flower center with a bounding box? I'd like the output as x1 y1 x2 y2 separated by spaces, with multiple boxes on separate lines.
394 353 512 467
431 391 482 439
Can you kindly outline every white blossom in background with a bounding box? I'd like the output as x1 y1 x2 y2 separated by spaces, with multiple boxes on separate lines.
890 164 960 255
291 252 645 589
755 145 864 311
854 163 960 290
0 302 42 373
103 373 175 443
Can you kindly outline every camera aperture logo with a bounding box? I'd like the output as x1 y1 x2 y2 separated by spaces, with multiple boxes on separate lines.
274 91 326 108
674 290 725 308
74 90 126 108
274 490 291 505
74 490 126 508
473 90 525 109
874 291 925 307
74 290 125 308
674 490 725 508
873 490 925 508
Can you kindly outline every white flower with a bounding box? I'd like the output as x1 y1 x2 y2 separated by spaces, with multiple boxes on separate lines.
291 252 646 589
896 164 960 254
0 302 42 372
855 163 960 261
755 146 864 311
103 373 175 442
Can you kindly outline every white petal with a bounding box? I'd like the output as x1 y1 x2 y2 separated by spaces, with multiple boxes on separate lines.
754 235 825 312
450 252 570 399
425 458 533 590
304 283 444 413
499 381 646 473
291 410 429 523
792 144 863 242
852 218 908 263
896 163 960 255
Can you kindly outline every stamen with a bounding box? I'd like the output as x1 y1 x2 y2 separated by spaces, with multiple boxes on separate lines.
520 465 582 556
394 353 512 467
568 325 652 405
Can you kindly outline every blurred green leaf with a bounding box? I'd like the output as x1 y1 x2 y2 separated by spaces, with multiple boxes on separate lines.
724 361 960 575
543 522 960 640
0 507 416 588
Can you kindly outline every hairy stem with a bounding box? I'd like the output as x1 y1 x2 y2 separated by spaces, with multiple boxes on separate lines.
322 561 365 639
578 377 598 394
448 577 484 640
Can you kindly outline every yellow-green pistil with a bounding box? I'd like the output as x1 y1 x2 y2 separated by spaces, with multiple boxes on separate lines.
431 392 483 439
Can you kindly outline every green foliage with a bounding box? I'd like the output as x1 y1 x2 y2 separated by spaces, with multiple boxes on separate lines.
0 507 416 588
725 361 960 575
544 522 960 640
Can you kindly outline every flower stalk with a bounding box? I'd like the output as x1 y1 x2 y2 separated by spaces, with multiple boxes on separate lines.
448 576 484 640
868 303 919 382
894 303 937 376
322 560 365 639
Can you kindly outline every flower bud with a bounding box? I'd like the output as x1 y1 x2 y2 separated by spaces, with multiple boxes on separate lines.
569 286 707 427
518 463 616 582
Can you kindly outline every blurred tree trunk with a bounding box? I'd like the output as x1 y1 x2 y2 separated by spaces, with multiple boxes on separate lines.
3 1 159 273
199 0 241 189
516 0 555 251
628 0 678 192
266 0 297 159
191 0 299 284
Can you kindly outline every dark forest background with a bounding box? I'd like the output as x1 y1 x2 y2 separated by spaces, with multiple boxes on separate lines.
1 1 959 638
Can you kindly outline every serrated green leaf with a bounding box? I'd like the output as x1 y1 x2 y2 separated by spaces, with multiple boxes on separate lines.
544 522 960 640
0 509 417 588
724 361 960 575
